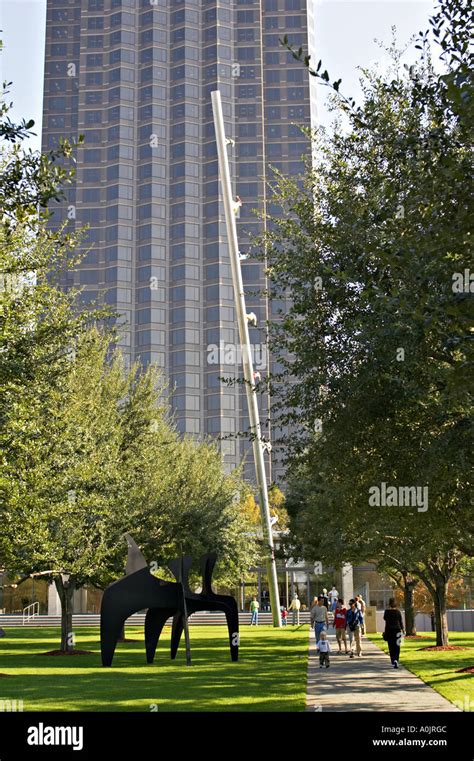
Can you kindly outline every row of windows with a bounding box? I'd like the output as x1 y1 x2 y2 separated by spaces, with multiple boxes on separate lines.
73 124 166 146
75 261 254 293
265 0 302 9
85 48 167 68
87 0 167 12
82 56 255 87
51 44 80 56
237 85 306 100
265 33 304 47
51 26 79 39
84 97 198 125
87 0 134 10
50 8 81 21
169 395 238 412
237 11 302 26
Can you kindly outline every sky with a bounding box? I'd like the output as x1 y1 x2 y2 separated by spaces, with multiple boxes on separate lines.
0 0 438 151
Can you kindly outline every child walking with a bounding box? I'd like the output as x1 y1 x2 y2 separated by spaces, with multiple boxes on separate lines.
316 630 331 668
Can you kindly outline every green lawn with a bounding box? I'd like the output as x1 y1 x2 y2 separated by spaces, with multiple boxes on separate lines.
0 625 309 712
367 633 474 709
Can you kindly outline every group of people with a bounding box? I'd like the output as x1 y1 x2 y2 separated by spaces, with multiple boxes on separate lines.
311 594 366 668
249 593 300 626
311 591 405 670
250 588 405 670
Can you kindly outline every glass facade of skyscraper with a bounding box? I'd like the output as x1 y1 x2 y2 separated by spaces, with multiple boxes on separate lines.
42 0 317 481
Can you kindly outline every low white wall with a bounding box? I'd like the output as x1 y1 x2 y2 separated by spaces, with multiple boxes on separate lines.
376 609 474 632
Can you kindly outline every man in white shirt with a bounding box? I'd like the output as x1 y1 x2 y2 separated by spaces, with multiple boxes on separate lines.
329 585 339 612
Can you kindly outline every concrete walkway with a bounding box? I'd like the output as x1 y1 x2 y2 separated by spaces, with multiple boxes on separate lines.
306 628 460 712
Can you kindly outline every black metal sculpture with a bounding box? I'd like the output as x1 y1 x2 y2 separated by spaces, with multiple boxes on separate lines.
100 534 239 667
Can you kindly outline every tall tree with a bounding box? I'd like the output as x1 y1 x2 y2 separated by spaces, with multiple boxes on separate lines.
0 88 257 650
262 0 473 644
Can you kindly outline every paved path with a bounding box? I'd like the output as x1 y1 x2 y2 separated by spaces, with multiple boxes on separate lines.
306 628 460 712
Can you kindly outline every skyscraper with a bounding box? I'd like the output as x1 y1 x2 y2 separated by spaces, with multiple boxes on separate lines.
42 0 317 481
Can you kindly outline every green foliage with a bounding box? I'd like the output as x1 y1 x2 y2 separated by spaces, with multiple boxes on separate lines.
0 82 257 648
266 1 473 642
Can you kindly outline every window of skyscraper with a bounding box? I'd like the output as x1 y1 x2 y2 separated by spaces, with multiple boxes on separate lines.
288 105 306 119
240 66 256 79
288 87 305 100
86 73 103 86
237 10 255 22
238 85 257 98
87 54 102 67
267 106 281 118
266 88 281 101
52 27 68 40
87 35 103 49
83 189 101 203
267 124 281 138
240 144 258 157
267 70 281 83
265 17 279 29
267 144 282 157
84 168 101 182
88 17 103 29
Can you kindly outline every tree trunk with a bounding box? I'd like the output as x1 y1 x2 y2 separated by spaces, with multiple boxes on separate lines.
117 624 126 642
403 579 417 636
433 576 449 646
54 577 75 653
419 569 449 646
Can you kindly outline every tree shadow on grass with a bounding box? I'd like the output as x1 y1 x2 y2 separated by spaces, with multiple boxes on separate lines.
0 627 309 712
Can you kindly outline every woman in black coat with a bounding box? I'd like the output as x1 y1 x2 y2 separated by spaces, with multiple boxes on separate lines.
383 598 405 668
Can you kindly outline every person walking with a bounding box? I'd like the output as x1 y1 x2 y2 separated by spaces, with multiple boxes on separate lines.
346 598 363 658
311 595 329 643
288 593 301 626
281 606 288 626
316 630 331 669
250 595 259 626
355 594 366 634
328 585 339 612
383 597 405 668
321 588 329 609
333 598 349 654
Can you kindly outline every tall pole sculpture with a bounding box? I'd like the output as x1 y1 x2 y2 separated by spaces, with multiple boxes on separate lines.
211 90 282 627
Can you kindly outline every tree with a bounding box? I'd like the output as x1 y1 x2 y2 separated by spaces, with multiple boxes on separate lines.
261 0 473 644
1 89 257 650
0 75 98 576
3 321 258 652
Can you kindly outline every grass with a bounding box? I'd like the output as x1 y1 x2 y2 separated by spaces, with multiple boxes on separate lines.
0 625 309 712
367 632 474 709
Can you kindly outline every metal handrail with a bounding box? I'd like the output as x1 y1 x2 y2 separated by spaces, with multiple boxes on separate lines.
22 601 39 625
